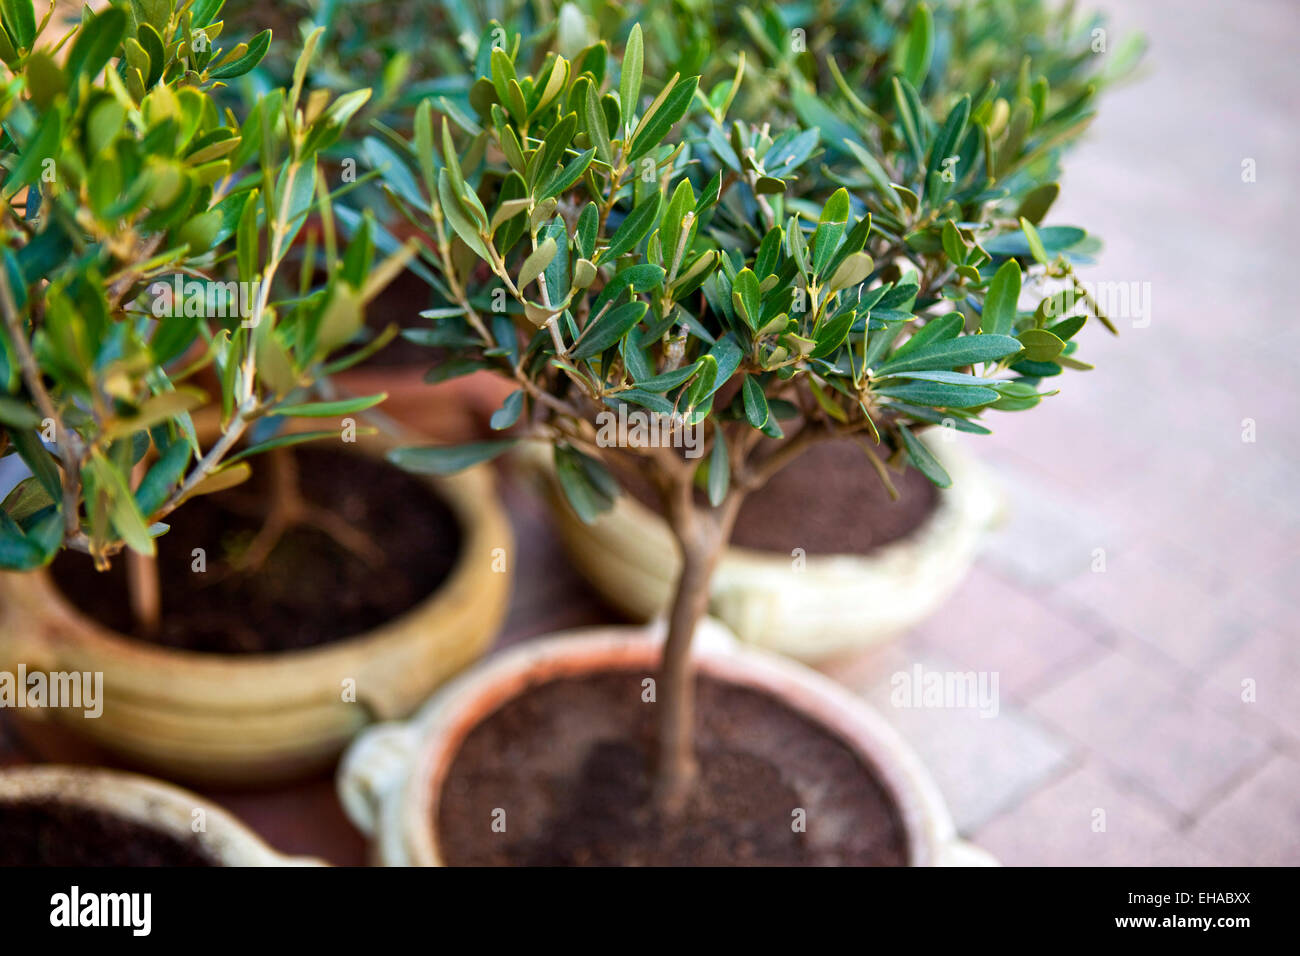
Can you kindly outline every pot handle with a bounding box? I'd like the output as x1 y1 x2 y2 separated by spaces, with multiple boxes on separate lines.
936 838 999 867
336 721 418 838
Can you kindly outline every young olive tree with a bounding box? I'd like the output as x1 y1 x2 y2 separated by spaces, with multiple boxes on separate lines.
0 0 409 613
380 16 1123 808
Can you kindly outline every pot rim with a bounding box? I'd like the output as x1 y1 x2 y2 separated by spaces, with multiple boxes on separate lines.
0 765 318 865
374 622 958 866
0 428 507 678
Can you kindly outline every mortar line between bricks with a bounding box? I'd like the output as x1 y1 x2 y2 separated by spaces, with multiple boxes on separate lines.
1171 743 1290 835
962 750 1091 841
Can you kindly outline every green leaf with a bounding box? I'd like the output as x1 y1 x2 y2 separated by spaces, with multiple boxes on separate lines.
730 268 761 330
901 3 934 87
981 259 1021 335
0 397 40 427
490 390 525 430
387 440 519 475
826 252 873 293
0 523 45 570
706 423 729 507
812 188 850 276
984 226 1086 258
628 75 698 161
1016 328 1065 362
888 313 964 365
603 191 661 260
741 375 769 429
583 78 613 166
540 146 595 200
1 0 35 50
899 425 951 488
620 23 644 128
210 29 272 79
134 438 192 517
572 301 647 359
520 237 558 291
437 168 489 259
874 334 1023 375
8 427 60 501
1019 217 1049 265
95 454 155 556
272 394 388 418
576 202 599 259
4 108 62 198
224 429 371 466
554 444 617 524
634 361 703 392
876 380 999 408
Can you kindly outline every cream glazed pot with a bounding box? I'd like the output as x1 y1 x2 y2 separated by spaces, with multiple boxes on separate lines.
0 765 319 865
0 425 513 786
337 619 997 867
524 437 1002 662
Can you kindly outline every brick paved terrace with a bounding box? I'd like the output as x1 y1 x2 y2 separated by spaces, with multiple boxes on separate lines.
822 0 1300 865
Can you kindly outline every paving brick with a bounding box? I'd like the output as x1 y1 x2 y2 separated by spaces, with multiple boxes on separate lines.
1028 648 1181 754
1187 754 1300 866
976 458 1122 592
1051 541 1260 674
974 763 1210 866
1194 628 1300 745
858 651 1073 833
1029 645 1271 817
909 565 1105 699
1109 700 1271 818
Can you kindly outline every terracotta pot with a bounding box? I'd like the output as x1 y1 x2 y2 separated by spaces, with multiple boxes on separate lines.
0 765 318 865
0 428 513 787
337 619 995 866
523 438 1001 661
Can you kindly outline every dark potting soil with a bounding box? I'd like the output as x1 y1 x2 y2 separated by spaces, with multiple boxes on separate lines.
0 799 216 866
437 671 908 866
48 448 462 654
731 440 938 555
622 438 938 556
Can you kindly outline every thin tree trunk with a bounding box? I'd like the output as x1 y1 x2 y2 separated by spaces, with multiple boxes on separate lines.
127 460 161 637
126 550 161 637
653 477 741 813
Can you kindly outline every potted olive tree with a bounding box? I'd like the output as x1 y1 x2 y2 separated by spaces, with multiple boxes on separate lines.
0 0 509 786
337 7 1125 865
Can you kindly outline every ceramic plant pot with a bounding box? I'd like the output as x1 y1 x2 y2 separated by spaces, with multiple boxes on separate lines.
0 428 512 786
337 619 995 866
527 438 1001 661
0 765 318 865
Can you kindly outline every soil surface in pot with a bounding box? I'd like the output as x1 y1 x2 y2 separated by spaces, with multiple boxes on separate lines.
49 448 462 653
624 439 938 555
0 799 216 865
437 670 908 866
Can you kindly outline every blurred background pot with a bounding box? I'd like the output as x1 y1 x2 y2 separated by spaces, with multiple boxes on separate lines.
0 765 317 865
0 427 511 787
526 438 1001 661
337 620 995 866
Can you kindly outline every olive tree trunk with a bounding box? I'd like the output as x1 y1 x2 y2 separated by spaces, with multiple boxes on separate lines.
653 479 740 813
